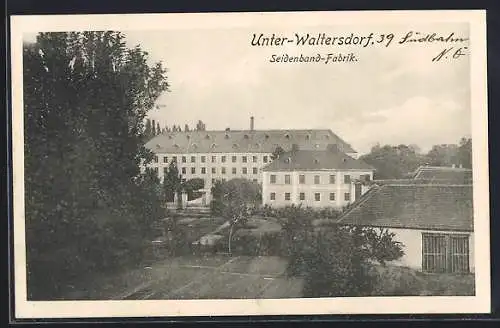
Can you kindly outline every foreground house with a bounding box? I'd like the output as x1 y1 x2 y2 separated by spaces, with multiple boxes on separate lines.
144 117 357 204
336 183 474 274
261 145 374 209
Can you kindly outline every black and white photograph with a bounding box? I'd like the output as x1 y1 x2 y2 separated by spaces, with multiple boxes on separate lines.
10 10 490 318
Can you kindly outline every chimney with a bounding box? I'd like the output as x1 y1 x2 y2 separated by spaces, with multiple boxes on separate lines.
250 116 255 131
327 144 339 153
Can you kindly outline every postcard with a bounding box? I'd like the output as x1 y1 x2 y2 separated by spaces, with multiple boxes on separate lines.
10 10 489 318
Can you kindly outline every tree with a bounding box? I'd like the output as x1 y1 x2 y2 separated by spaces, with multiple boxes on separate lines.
163 159 181 202
457 137 472 169
23 31 169 299
196 120 206 131
156 122 161 135
271 145 285 160
144 118 152 140
210 179 261 254
152 119 157 136
425 144 459 167
183 178 205 200
360 144 425 179
184 124 190 132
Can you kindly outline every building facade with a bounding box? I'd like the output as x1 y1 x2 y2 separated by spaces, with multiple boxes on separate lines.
144 117 358 204
336 183 474 273
261 146 374 209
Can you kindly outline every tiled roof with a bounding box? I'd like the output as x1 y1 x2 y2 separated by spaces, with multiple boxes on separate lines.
261 149 374 172
145 129 356 154
412 166 473 183
337 184 473 231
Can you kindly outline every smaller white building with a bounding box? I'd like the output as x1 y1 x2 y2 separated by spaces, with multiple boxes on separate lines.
261 145 375 209
336 183 474 274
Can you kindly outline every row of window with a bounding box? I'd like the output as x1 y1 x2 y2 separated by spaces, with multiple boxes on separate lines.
269 192 351 202
152 167 260 176
154 155 269 164
270 174 360 185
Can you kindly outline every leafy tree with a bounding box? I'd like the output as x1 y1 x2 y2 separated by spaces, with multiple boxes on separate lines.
152 119 157 136
196 120 206 131
156 122 161 135
457 137 472 169
184 124 190 132
360 144 425 179
163 159 181 202
183 178 205 200
24 31 169 299
271 145 285 160
210 179 261 254
426 144 459 167
144 118 152 140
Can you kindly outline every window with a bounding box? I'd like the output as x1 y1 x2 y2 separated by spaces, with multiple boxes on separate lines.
201 167 206 174
221 167 226 174
181 178 186 183
163 167 168 175
314 175 320 184
253 179 258 182
263 156 268 163
344 174 351 184
191 167 196 174
232 156 237 163
299 175 305 184
329 193 335 201
154 156 158 163
163 156 168 163
422 234 470 273
182 156 187 163
329 175 336 184
299 192 305 201
344 193 350 201
153 167 159 176
314 193 321 201
285 175 291 184
212 178 216 184
172 156 177 163
232 167 237 174
201 156 206 163
270 192 276 200
242 167 248 174
212 156 216 163
253 156 258 163
222 178 226 182
181 167 186 174
221 156 226 163
253 167 258 174
242 156 247 163
270 175 277 184
191 156 196 163
212 167 216 174
285 193 291 201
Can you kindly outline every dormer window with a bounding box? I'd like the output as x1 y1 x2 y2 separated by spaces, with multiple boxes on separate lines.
186 135 191 139
168 135 173 139
225 134 230 139
192 143 198 149
232 143 239 149
173 143 179 148
306 135 311 140
211 143 217 149
265 134 270 139
205 134 210 139
254 143 260 148
285 157 291 163
244 134 249 139
156 144 161 149
325 135 330 139
285 133 290 139
314 159 319 164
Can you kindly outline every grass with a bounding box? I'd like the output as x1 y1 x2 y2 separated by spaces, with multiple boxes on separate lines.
369 264 475 296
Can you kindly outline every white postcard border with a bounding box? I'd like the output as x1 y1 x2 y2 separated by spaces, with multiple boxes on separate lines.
10 10 490 318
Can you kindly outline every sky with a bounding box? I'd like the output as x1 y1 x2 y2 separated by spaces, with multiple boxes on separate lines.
25 23 471 154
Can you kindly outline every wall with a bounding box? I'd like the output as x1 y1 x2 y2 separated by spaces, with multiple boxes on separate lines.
262 170 374 209
147 151 272 192
386 228 475 273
